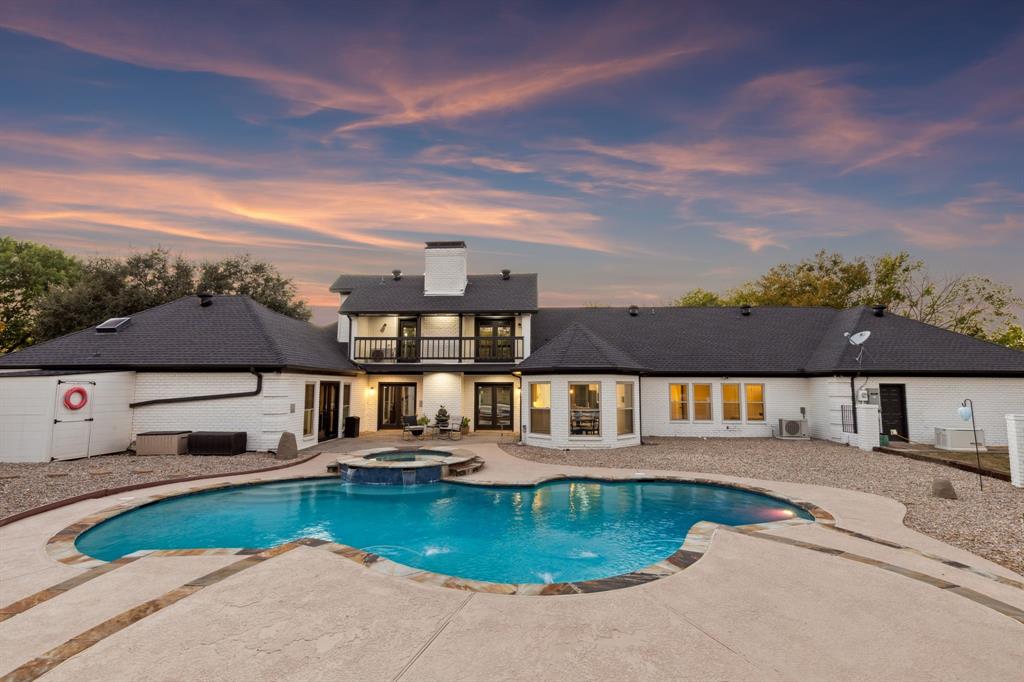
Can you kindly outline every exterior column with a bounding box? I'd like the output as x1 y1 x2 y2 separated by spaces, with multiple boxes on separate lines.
1007 414 1024 488
854 403 880 451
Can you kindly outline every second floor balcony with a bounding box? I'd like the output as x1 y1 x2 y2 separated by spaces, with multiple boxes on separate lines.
353 336 525 363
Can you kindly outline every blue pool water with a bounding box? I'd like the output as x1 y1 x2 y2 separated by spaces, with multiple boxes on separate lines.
75 479 812 584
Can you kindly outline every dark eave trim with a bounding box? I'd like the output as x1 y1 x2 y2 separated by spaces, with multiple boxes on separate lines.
341 309 538 316
0 364 360 376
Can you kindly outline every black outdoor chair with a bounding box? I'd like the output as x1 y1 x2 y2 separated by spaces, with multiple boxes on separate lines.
402 415 425 440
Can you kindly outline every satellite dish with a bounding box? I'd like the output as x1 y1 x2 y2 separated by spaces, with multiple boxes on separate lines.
848 331 871 346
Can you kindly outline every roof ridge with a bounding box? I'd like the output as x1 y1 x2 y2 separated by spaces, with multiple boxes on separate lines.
241 296 289 366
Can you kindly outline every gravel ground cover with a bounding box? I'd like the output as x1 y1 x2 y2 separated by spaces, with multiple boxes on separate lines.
502 437 1024 575
0 452 283 520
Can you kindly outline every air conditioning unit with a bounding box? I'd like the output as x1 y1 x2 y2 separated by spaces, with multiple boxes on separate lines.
370 349 385 362
777 419 809 439
934 427 986 452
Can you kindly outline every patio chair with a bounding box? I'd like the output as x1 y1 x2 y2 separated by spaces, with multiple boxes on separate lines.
402 415 425 441
439 416 463 441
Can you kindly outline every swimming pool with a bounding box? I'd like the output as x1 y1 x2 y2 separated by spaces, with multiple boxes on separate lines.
75 478 813 584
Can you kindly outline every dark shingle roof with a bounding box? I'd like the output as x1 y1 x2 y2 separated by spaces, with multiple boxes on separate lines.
331 273 538 313
525 306 1024 376
517 322 646 374
0 296 358 374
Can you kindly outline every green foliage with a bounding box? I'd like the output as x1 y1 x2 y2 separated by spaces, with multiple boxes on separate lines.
10 242 312 346
196 254 310 320
671 288 726 307
672 249 1023 350
417 416 430 426
0 237 82 352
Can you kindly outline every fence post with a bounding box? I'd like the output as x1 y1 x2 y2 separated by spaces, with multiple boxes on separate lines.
1007 414 1024 488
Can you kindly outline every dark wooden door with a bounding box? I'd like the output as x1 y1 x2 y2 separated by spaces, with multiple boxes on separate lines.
475 318 514 361
475 383 513 429
879 384 908 441
318 381 340 441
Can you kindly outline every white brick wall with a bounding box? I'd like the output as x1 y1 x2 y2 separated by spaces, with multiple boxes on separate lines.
808 377 856 444
521 374 640 449
850 376 1024 446
640 377 809 438
423 372 464 425
424 246 468 295
132 371 360 451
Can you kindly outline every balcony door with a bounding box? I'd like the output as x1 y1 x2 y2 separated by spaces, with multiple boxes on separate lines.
475 317 514 361
475 383 514 430
378 382 417 429
398 318 419 362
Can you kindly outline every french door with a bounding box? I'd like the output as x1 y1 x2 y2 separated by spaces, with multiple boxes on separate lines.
318 381 340 441
475 383 514 430
398 319 419 362
475 318 514 361
378 382 417 429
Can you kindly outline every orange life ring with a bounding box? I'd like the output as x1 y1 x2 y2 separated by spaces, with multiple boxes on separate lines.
63 386 89 410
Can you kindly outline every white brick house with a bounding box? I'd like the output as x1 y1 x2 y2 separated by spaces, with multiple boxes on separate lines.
2 240 1023 460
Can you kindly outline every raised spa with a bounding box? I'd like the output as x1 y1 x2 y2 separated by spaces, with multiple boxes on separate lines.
74 478 813 584
336 448 476 485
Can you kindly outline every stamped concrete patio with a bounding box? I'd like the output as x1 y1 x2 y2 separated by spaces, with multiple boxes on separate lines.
1 438 1022 681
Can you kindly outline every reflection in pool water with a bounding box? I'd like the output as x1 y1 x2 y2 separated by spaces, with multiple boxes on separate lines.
76 479 813 584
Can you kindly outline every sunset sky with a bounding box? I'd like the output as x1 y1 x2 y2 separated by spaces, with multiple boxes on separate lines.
1 1 1022 323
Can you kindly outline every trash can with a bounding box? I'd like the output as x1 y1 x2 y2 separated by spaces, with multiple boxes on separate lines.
343 416 360 438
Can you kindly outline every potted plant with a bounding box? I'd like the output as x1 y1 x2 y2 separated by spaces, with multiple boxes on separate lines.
460 416 470 434
417 416 430 426
434 405 450 428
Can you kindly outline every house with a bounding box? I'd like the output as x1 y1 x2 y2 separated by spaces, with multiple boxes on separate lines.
1 240 1023 462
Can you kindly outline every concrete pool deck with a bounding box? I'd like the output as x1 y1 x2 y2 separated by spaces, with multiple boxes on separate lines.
1 440 1022 681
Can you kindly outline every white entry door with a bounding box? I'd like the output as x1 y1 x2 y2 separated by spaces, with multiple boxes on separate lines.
51 380 95 460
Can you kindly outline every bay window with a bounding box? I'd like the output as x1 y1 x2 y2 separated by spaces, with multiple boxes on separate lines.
530 383 551 435
616 382 634 435
569 383 600 436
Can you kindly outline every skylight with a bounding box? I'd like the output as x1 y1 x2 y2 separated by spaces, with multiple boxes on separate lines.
95 317 131 333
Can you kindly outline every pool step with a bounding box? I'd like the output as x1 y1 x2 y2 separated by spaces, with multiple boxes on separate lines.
448 457 483 476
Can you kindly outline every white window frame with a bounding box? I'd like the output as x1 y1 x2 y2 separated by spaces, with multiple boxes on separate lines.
303 382 316 437
744 383 766 422
692 383 713 422
616 382 634 436
669 383 689 421
569 382 601 437
529 382 551 436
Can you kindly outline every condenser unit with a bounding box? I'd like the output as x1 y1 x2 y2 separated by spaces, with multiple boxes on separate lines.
934 427 986 452
777 419 809 439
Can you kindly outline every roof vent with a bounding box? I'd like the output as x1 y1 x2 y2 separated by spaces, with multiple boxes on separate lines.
500 269 511 280
872 304 886 317
392 269 402 281
96 317 131 333
197 293 214 307
628 305 639 317
740 304 751 316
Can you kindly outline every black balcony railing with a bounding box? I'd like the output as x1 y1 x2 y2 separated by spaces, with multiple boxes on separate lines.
353 336 524 363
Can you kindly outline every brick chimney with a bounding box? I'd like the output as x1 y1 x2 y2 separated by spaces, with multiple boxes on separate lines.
424 241 468 296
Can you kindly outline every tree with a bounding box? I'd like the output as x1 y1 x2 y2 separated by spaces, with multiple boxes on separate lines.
671 250 1023 350
0 238 82 352
30 247 311 343
196 255 310 320
671 288 726 307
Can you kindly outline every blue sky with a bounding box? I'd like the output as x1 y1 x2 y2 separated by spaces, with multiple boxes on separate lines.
1 0 1022 323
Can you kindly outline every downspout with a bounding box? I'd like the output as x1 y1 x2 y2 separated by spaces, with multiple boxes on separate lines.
130 369 263 408
849 375 858 434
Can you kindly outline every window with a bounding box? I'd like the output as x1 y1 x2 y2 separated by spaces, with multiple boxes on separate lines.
669 384 688 420
303 383 315 436
693 384 712 421
722 383 741 421
530 383 551 435
745 384 765 421
569 383 600 436
617 382 634 435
